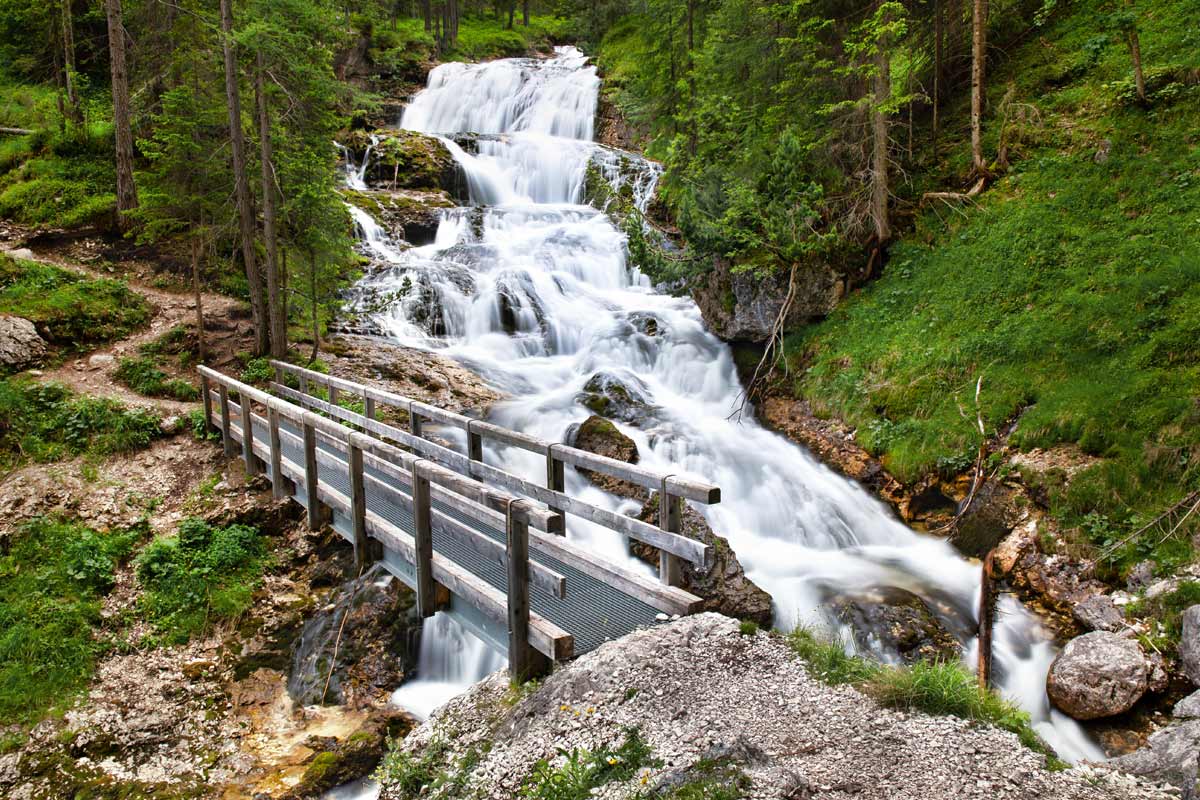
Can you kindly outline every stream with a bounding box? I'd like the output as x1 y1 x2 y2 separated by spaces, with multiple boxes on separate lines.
329 47 1102 794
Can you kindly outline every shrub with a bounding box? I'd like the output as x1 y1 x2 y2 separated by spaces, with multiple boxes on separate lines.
520 727 659 800
135 517 267 643
114 356 198 400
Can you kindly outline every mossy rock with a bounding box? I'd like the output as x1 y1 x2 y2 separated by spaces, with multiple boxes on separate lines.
344 131 458 194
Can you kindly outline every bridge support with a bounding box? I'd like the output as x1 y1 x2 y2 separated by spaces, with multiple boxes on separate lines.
507 501 551 682
658 488 683 588
545 444 565 527
302 420 330 530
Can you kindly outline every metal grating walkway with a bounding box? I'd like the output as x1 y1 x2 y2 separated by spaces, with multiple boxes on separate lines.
253 413 664 655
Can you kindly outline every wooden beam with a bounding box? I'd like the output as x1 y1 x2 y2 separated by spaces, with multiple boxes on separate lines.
241 398 260 475
412 460 436 617
350 443 369 570
658 490 683 588
507 502 552 681
303 420 324 530
201 376 213 432
546 444 565 524
268 408 286 500
218 385 233 457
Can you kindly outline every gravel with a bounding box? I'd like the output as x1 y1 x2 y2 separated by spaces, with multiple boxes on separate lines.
380 613 1175 799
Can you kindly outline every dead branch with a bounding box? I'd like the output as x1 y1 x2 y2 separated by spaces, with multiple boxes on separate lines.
920 176 986 207
730 262 799 421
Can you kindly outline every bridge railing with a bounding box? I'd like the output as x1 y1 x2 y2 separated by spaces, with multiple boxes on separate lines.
198 365 568 679
267 359 719 589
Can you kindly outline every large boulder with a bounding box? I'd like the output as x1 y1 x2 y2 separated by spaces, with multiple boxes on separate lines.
1110 720 1200 798
576 371 656 424
1046 632 1149 720
343 188 454 246
1072 593 1125 633
1179 605 1200 686
950 481 1019 558
344 130 461 196
567 415 645 500
0 315 47 371
690 257 842 343
828 587 962 665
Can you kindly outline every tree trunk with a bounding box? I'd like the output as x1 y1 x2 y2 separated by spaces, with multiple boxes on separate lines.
60 0 82 124
309 248 320 364
220 0 268 356
978 549 997 689
255 51 286 359
1125 0 1146 104
933 0 942 158
507 0 514 28
423 0 431 32
970 0 987 173
871 38 891 244
105 0 139 230
522 0 529 25
191 233 207 363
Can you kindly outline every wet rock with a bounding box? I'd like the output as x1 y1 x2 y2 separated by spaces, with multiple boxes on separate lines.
828 587 962 665
282 710 416 799
345 130 459 195
567 415 644 500
1179 605 1200 686
0 315 46 372
635 499 774 628
288 564 417 708
1174 690 1200 719
343 188 454 246
1046 632 1148 719
950 481 1019 559
691 256 843 343
1073 593 1125 633
495 271 548 336
1110 719 1200 798
576 371 655 424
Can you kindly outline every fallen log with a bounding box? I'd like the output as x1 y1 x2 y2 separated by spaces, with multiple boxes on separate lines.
0 127 34 136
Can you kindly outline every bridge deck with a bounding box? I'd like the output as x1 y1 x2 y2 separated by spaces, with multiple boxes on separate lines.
231 405 665 656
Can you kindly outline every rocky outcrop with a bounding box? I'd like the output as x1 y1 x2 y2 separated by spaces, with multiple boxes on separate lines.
282 710 416 799
378 614 1166 800
575 371 657 424
0 314 47 371
691 257 843 343
344 130 462 197
1046 632 1149 720
343 188 454 246
1179 605 1200 686
829 587 961 665
567 414 645 500
951 481 1021 558
1073 593 1126 633
1111 720 1200 798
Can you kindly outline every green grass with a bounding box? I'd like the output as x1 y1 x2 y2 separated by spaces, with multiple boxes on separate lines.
786 0 1200 577
0 120 118 231
135 517 269 644
0 254 150 348
786 629 1061 767
520 727 659 800
0 379 163 471
114 356 198 401
0 517 137 724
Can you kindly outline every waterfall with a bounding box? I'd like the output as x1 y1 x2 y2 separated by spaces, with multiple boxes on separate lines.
348 46 1101 763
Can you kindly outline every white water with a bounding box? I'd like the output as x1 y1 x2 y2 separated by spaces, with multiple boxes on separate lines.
342 46 1103 765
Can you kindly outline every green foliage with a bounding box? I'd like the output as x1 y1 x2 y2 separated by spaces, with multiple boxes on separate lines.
0 254 150 347
737 620 759 636
520 727 659 800
375 735 453 798
135 517 268 644
786 628 882 685
0 517 135 724
239 356 276 385
0 379 162 470
650 758 750 799
114 356 198 401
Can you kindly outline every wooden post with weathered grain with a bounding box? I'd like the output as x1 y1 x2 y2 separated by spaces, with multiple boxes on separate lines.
658 481 683 587
241 396 260 476
201 376 213 432
219 385 233 457
328 384 340 408
349 441 368 570
364 394 376 421
268 407 285 500
507 501 551 682
466 420 483 462
409 402 423 438
303 420 324 530
412 460 437 618
545 444 565 526
298 373 308 395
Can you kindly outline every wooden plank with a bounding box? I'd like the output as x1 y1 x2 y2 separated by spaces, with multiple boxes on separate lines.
218 385 233 457
411 461 436 617
241 399 259 475
364 395 376 421
201 376 213 432
658 491 683 588
268 408 286 500
350 443 368 570
303 421 323 530
546 445 565 523
467 422 483 462
507 503 552 680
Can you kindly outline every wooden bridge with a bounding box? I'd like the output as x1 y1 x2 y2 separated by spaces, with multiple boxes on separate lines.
197 362 720 680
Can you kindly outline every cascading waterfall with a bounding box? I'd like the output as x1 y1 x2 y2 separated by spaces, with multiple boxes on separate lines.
344 46 1103 764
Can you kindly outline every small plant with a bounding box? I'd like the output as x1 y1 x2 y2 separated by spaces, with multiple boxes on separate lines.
239 356 276 385
375 735 452 798
114 355 198 400
787 627 881 685
520 727 660 800
738 620 759 637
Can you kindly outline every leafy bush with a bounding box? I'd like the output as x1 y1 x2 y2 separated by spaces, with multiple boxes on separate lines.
0 254 150 346
135 517 267 643
114 356 198 400
0 517 135 724
0 379 162 469
239 356 276 385
520 727 659 800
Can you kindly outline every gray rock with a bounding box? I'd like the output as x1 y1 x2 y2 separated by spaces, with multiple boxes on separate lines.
1110 719 1200 798
950 481 1019 559
3 247 34 260
0 315 47 371
1174 690 1200 720
691 256 843 343
828 587 962 665
1073 593 1125 632
1127 560 1155 591
1046 631 1148 719
576 371 656 424
1180 605 1200 686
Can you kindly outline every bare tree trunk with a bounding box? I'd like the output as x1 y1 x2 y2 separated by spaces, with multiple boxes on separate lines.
255 51 286 359
871 40 891 244
220 0 268 356
423 0 431 31
105 0 139 230
522 0 529 25
60 0 82 124
309 248 320 364
1125 0 1147 104
970 0 987 173
191 233 206 363
507 0 515 28
933 0 942 158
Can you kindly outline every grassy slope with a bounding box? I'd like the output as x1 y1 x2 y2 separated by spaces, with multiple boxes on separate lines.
788 0 1200 574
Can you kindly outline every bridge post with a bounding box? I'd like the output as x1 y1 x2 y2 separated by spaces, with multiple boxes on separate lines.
241 397 260 476
201 376 214 432
302 421 327 530
349 441 370 570
268 407 287 500
411 461 438 618
507 502 551 682
298 373 308 395
658 488 683 588
218 385 233 457
328 383 340 408
364 393 375 421
545 444 565 528
408 402 423 438
466 420 483 462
